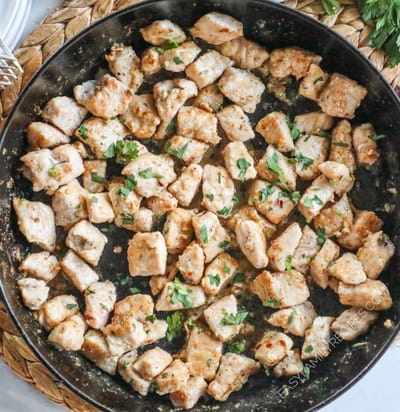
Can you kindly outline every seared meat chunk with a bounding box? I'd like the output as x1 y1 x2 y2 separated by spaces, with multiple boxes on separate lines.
17 278 49 310
256 111 294 152
48 313 87 351
194 84 224 113
168 164 203 207
38 295 79 331
292 225 320 274
331 308 378 341
177 242 205 285
84 281 116 329
319 161 354 196
85 192 115 224
19 251 60 282
160 41 201 72
329 119 356 173
223 141 257 181
27 121 70 149
299 64 329 101
65 220 107 266
294 111 334 135
207 353 259 401
251 270 310 308
352 123 380 165
163 208 194 254
128 232 167 276
170 376 208 409
74 74 132 119
118 351 150 395
134 346 173 380
301 316 334 360
166 135 209 164
328 253 367 285
190 12 243 45
309 239 340 289
273 349 304 377
218 67 265 113
216 104 255 142
155 359 190 395
255 331 293 367
140 20 186 46
202 253 239 295
82 160 106 194
41 96 87 136
318 73 367 119
147 190 178 216
141 47 161 76
13 198 56 252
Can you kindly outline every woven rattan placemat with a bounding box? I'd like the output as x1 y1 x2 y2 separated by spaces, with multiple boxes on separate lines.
0 0 399 410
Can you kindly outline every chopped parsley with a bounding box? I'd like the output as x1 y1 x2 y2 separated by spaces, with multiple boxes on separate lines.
166 120 176 132
129 287 141 294
219 240 230 249
157 38 179 53
285 255 292 274
166 141 189 159
166 311 184 342
146 314 157 323
223 265 231 274
226 341 246 354
263 299 281 308
139 167 163 179
267 153 288 190
259 185 274 203
304 344 314 353
118 174 137 196
332 141 349 147
66 303 77 310
121 212 135 225
289 149 314 170
104 140 139 164
170 278 193 308
303 366 311 380
173 56 184 65
217 172 222 184
316 227 326 245
219 310 249 326
303 194 323 208
48 161 67 178
217 206 232 217
232 272 245 283
78 124 88 139
237 158 251 180
286 115 300 140
200 225 208 243
288 308 297 324
206 193 215 201
317 130 331 138
91 196 98 203
335 209 344 217
352 341 368 349
100 303 109 311
90 172 108 184
100 224 117 234
370 134 386 142
208 274 221 287
313 76 324 84
187 317 196 329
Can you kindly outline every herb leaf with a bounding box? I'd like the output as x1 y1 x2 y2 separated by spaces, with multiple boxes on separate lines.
166 311 184 342
321 0 340 16
121 212 135 225
263 299 281 308
170 278 193 308
267 153 288 190
232 272 245 283
90 172 108 184
173 56 184 64
286 115 300 140
237 158 251 180
370 134 386 142
285 255 292 274
66 303 77 310
289 149 314 170
304 344 314 353
259 185 274 203
78 124 88 139
104 140 139 164
139 167 163 179
226 341 246 353
208 274 221 287
219 310 249 326
219 240 230 249
157 38 179 53
316 227 326 245
200 225 208 244
166 141 189 159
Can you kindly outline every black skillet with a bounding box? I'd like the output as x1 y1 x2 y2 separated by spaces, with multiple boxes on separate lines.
1 0 400 411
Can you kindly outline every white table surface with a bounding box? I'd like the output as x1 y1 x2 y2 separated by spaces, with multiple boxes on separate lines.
1 1 399 411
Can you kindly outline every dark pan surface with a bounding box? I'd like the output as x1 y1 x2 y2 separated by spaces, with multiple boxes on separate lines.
1 1 400 411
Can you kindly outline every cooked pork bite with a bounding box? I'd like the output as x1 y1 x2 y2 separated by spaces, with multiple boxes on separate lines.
301 316 334 360
352 123 380 165
118 351 151 395
177 106 220 145
82 160 107 193
318 73 367 119
313 194 353 238
299 63 329 101
177 242 205 285
13 198 56 252
140 20 186 46
160 41 201 72
202 165 235 217
153 78 198 122
235 220 268 269
75 117 126 159
131 208 154 232
218 67 265 113
148 190 178 216
329 119 356 173
141 47 161 76
85 192 115 224
292 225 321 274
319 161 354 196
113 294 154 323
155 359 190 395
27 122 70 149
133 347 172 382
185 327 223 381
217 104 255 142
294 112 334 135
41 96 87 136
255 331 293 367
273 349 304 377
186 50 232 89
168 164 203 207
170 376 208 409
65 219 107 266
128 232 167 276
268 223 302 272
48 313 87 351
190 12 243 45
123 93 161 139
207 353 259 402
328 253 367 285
204 294 243 342
251 270 310 308
331 308 378 341
202 253 239 295
357 231 395 279
293 134 330 180
309 239 340 289
267 301 317 337
256 145 296 191
298 175 335 222
256 111 294 152
17 278 49 310
74 74 132 119
248 180 295 225
19 251 60 282
38 295 79 331
218 36 269 69
166 135 209 164
338 210 383 251
21 144 84 194
223 141 256 181
105 44 143 92
122 152 176 198
269 48 322 79
81 329 119 375
163 208 194 254
84 281 116 329
194 84 224 113
156 279 206 311
60 250 99 292
338 279 392 310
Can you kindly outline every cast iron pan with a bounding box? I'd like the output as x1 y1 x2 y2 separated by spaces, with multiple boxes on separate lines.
1 1 400 411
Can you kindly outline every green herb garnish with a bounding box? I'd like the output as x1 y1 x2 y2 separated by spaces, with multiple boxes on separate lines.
226 341 246 353
316 227 326 245
219 310 249 326
285 255 292 274
208 274 221 287
237 157 251 180
166 311 184 342
200 225 208 243
139 167 163 179
263 299 281 308
90 172 108 184
170 278 193 308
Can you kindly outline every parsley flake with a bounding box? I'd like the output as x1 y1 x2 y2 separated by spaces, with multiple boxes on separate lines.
267 153 288 190
237 157 251 180
316 227 326 245
289 149 314 170
219 310 249 326
285 255 292 274
166 311 184 342
208 274 221 286
263 299 281 308
90 172 108 184
226 341 246 354
173 56 184 65
200 225 208 244
139 167 163 179
170 278 193 308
